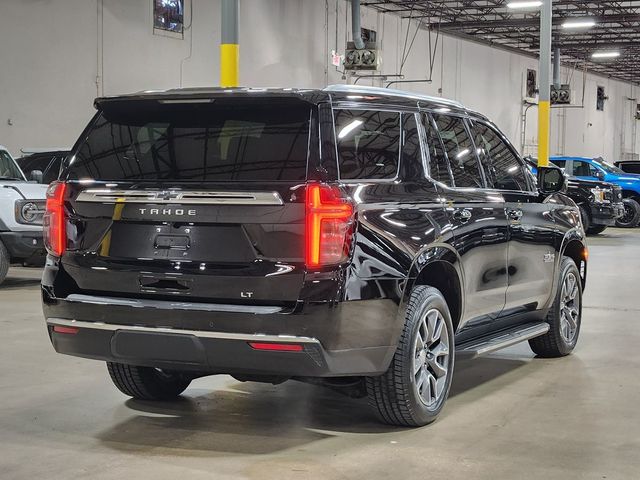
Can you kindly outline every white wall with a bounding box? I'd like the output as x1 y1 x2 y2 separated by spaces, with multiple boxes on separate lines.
0 0 638 161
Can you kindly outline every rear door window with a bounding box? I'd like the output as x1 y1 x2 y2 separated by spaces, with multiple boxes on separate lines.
432 114 484 188
470 121 529 191
67 100 311 182
334 109 400 180
422 113 453 186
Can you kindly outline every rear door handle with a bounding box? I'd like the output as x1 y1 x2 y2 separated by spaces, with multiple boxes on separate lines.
507 209 524 221
453 209 472 223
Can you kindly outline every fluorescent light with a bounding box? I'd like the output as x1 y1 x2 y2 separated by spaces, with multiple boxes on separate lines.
592 51 621 59
338 119 363 139
507 1 542 9
456 148 470 159
562 19 596 29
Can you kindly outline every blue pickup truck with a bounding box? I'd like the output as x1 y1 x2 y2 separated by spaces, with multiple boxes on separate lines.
550 156 640 228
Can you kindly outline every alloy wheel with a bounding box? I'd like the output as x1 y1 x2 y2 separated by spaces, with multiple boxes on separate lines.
559 272 580 344
412 308 450 408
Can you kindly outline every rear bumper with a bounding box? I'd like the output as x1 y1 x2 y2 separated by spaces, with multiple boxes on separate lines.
590 203 625 226
0 230 45 263
42 291 400 377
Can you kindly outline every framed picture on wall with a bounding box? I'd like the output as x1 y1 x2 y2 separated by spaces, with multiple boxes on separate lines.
153 0 184 38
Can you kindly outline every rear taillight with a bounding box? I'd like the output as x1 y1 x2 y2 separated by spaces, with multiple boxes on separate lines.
43 181 67 257
305 183 354 268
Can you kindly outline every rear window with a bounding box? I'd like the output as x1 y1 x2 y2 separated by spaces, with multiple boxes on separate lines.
67 100 311 182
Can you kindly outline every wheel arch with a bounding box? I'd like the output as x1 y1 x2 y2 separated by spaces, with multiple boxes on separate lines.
402 245 464 334
621 189 640 201
560 233 588 289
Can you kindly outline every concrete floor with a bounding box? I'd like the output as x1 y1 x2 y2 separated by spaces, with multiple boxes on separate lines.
1 229 639 480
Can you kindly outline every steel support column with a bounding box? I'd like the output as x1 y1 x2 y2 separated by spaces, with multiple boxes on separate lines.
537 0 552 167
220 0 239 87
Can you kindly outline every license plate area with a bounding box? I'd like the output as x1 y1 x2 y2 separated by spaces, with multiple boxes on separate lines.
107 223 256 262
111 330 207 365
155 234 190 250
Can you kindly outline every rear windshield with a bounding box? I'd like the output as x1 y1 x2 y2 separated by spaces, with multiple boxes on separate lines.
67 100 311 182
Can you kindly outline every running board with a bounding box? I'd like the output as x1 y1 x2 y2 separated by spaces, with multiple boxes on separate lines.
456 322 549 359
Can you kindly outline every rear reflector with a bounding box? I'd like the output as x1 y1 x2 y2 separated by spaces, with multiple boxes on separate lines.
53 325 79 335
248 342 304 352
305 183 354 268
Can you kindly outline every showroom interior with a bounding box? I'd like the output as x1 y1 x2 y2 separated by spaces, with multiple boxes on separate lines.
1 0 639 479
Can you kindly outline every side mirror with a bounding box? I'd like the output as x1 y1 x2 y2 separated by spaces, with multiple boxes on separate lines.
537 166 565 195
595 169 605 180
30 170 43 183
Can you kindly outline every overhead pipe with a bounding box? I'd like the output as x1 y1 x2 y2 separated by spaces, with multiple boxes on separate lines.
351 0 365 50
553 47 561 89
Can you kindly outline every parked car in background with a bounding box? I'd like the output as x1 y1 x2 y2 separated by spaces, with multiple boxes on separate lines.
16 150 69 185
614 160 640 175
525 157 624 235
550 156 640 228
42 86 587 427
0 145 48 284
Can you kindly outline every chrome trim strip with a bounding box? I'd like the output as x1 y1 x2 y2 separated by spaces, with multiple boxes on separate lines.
47 318 321 344
65 293 285 314
75 189 284 206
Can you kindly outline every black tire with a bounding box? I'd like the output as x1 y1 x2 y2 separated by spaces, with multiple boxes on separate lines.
615 198 640 228
366 286 455 427
0 241 9 286
107 362 191 400
578 204 591 233
586 225 607 235
529 257 582 358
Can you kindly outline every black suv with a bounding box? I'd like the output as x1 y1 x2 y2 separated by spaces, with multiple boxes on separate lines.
524 157 623 235
42 86 587 427
614 160 640 175
16 150 69 185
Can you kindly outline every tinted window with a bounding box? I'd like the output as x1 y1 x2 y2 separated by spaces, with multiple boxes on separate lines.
550 159 566 170
334 109 400 180
423 113 452 186
432 114 483 188
44 157 63 184
471 122 529 191
402 113 422 176
68 101 311 181
620 163 640 174
18 154 65 184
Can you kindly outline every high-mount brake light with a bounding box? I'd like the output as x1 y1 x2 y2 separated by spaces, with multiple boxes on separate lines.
305 184 354 268
43 182 67 257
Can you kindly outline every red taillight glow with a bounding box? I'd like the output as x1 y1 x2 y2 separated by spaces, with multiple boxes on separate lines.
305 184 354 268
43 182 67 257
248 342 304 352
53 325 79 335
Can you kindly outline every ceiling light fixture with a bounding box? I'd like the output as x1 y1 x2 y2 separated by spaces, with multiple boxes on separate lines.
562 19 596 29
592 51 621 59
507 1 543 9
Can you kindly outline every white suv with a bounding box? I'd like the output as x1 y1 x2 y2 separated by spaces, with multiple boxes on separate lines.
0 145 48 284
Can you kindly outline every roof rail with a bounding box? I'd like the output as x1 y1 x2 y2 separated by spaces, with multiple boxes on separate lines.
324 84 465 108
